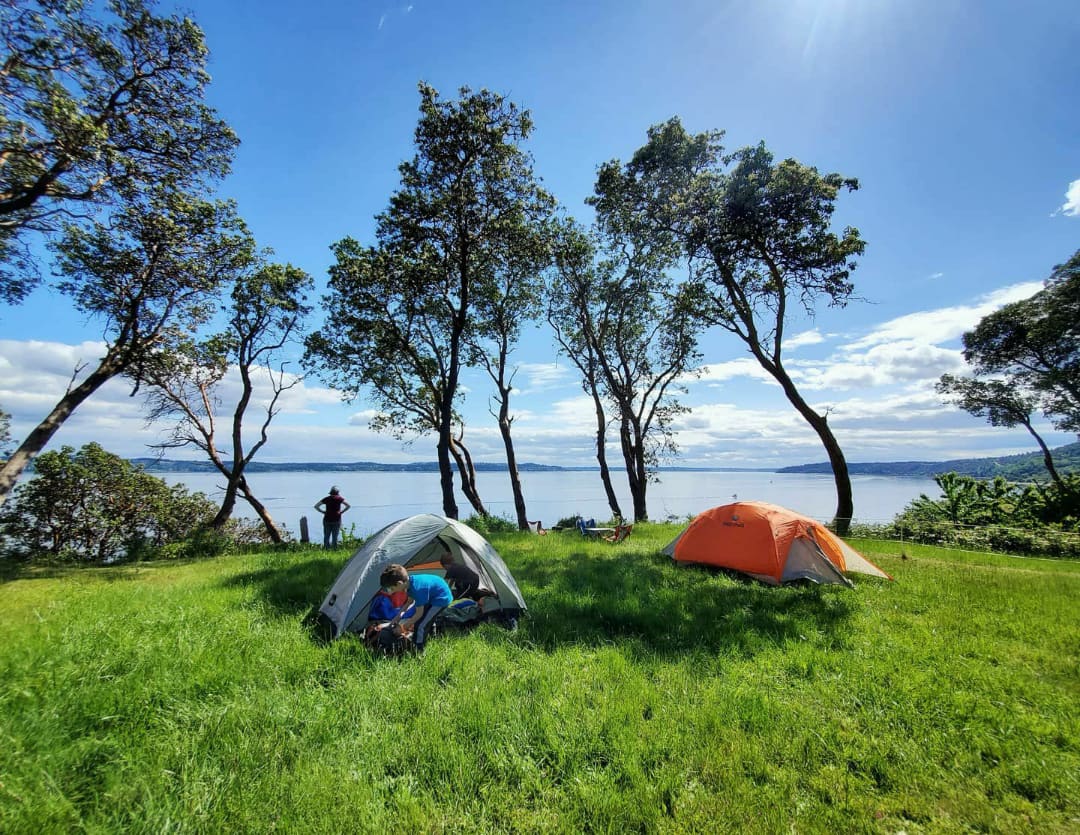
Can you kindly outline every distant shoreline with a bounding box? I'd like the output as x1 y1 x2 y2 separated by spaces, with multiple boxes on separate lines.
126 440 1079 481
129 459 777 475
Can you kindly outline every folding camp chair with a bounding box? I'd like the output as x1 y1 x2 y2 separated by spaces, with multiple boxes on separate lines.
603 523 633 543
577 518 599 538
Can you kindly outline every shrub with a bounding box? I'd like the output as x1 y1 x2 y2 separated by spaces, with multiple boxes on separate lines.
889 471 1080 558
462 513 518 536
0 443 217 563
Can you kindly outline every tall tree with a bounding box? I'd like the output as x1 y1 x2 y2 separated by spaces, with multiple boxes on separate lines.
549 218 700 522
590 185 702 522
468 224 552 529
140 262 313 541
0 189 250 505
547 222 623 519
937 374 1064 487
306 83 553 518
591 120 865 533
959 248 1080 433
0 0 237 303
305 242 490 517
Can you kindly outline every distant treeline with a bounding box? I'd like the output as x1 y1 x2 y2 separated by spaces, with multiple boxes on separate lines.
778 441 1080 481
126 443 1080 480
127 459 574 474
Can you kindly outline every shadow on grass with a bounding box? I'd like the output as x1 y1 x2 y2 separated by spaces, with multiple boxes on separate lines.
0 558 188 584
508 547 861 660
217 543 863 660
220 556 342 619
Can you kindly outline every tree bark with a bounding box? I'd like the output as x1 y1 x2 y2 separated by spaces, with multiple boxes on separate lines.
237 475 282 543
437 418 459 519
619 417 649 522
591 389 623 519
769 367 854 534
497 410 529 530
1022 419 1064 488
212 478 240 527
449 436 487 517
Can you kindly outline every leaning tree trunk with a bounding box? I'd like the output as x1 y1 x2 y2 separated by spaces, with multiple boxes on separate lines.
770 370 853 535
619 417 649 522
590 389 623 519
449 437 487 517
1022 420 1064 488
212 474 241 527
0 358 120 507
496 409 529 530
237 475 283 543
436 415 459 520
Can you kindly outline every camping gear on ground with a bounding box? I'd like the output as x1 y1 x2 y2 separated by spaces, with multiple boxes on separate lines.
318 514 528 639
663 501 891 587
364 622 415 656
603 523 633 543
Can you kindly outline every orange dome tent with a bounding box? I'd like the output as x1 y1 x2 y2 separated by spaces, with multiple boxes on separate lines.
662 501 892 587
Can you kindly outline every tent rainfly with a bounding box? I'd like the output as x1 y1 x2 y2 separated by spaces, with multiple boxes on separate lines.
662 501 892 587
318 514 527 639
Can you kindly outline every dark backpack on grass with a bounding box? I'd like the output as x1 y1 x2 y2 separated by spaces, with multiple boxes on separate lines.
364 624 414 657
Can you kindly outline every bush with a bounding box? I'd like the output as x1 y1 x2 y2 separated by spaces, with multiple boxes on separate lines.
888 471 1080 558
0 443 218 563
462 513 518 537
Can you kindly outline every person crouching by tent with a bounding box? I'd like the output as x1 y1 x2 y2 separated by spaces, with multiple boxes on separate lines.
364 583 417 655
440 550 481 600
380 563 452 653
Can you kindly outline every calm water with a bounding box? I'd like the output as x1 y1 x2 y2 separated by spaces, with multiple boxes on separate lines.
159 469 939 537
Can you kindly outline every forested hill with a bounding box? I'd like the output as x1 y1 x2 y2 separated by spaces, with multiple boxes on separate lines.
777 442 1080 481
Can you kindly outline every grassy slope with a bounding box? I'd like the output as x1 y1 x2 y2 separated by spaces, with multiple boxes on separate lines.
1 526 1078 834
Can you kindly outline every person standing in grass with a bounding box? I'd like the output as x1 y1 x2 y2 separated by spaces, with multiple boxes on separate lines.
314 486 351 549
380 563 452 653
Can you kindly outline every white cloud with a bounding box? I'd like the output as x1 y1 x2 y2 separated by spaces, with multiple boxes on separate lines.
1058 178 1080 217
846 281 1043 350
785 328 826 350
791 341 965 390
696 357 776 385
513 361 575 393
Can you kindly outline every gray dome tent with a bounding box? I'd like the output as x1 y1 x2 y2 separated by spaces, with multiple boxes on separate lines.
318 514 527 639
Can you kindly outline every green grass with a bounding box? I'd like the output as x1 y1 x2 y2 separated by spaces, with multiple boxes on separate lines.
1 525 1078 833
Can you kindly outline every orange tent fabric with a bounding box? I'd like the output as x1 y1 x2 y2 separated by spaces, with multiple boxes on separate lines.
662 501 892 586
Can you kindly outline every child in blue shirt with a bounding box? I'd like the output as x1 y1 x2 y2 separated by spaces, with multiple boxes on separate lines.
379 563 453 652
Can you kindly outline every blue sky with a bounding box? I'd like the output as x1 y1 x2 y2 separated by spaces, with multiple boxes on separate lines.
1 0 1078 468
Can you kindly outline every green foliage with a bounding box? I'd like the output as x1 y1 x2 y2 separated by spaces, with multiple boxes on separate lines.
0 0 237 303
891 472 1080 557
591 118 864 532
0 528 1077 832
0 188 255 506
305 84 555 518
955 247 1080 434
139 260 314 540
548 212 702 521
462 512 518 536
0 443 217 563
